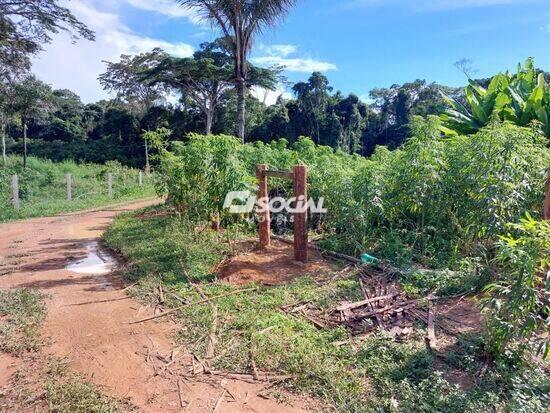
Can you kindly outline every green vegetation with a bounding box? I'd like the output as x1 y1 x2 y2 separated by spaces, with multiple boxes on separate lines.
0 156 155 222
147 120 549 272
104 208 550 412
44 360 134 413
442 58 550 136
0 289 45 354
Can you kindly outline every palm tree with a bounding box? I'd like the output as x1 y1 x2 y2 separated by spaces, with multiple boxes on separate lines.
177 0 298 142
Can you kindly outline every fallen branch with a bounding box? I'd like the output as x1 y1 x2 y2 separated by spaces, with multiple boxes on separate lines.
177 379 186 408
213 389 227 413
129 287 257 324
336 293 399 312
350 300 418 320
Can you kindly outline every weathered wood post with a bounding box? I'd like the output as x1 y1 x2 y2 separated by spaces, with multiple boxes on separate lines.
293 165 308 263
257 164 270 248
66 173 72 202
544 170 550 220
11 174 19 210
138 171 143 186
108 173 113 198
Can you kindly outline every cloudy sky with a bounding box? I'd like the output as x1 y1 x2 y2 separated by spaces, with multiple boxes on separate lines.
33 0 550 103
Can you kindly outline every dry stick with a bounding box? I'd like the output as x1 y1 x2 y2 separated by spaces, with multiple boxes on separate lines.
177 379 186 408
213 389 227 413
128 287 257 324
350 300 418 320
359 278 385 329
205 304 218 360
158 284 165 305
336 293 399 312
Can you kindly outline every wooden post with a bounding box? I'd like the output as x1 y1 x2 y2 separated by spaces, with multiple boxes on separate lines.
293 165 308 263
11 174 19 210
66 173 72 202
138 171 143 186
544 170 550 220
257 164 270 248
108 173 113 198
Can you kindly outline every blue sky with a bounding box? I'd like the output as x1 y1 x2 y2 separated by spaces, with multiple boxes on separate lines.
34 0 550 103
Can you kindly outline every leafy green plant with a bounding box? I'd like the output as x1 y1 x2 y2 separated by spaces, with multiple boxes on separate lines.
441 58 550 136
483 214 550 359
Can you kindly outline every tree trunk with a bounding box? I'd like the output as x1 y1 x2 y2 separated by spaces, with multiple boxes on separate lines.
236 78 246 143
22 120 27 169
205 109 213 135
1 112 6 165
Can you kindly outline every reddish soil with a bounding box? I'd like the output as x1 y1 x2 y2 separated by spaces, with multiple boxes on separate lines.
219 240 334 286
0 201 314 412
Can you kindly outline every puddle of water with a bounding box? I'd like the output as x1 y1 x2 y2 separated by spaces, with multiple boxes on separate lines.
66 242 116 275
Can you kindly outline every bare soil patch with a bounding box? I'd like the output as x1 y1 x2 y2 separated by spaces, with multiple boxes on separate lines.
218 240 335 286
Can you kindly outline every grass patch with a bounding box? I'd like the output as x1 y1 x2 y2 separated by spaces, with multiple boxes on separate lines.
0 289 46 354
104 207 550 412
0 156 155 222
45 359 135 413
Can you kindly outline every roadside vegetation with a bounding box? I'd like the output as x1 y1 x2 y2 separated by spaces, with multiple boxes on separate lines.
104 108 549 411
105 206 549 412
0 156 155 222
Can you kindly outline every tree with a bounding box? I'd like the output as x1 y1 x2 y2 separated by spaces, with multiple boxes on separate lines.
99 49 168 171
0 0 94 81
143 40 278 135
142 43 233 135
0 81 13 164
9 75 53 167
177 0 298 142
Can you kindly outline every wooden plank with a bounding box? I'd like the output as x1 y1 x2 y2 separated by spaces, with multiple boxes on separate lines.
263 170 294 180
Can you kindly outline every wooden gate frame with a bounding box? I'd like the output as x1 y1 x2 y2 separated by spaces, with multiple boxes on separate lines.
256 164 308 263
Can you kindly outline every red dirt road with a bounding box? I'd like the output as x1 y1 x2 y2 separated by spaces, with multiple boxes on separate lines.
0 201 312 412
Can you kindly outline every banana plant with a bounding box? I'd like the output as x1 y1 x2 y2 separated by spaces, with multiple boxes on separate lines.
507 59 550 136
440 58 550 137
440 73 511 136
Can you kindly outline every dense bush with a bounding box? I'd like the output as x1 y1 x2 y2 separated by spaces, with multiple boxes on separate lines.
148 117 549 269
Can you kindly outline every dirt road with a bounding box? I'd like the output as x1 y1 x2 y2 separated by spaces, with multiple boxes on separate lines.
0 201 311 412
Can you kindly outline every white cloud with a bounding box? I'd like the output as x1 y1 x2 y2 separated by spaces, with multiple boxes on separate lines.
32 0 194 103
251 86 293 106
252 44 336 73
121 0 202 22
260 44 298 57
542 24 550 32
347 0 543 11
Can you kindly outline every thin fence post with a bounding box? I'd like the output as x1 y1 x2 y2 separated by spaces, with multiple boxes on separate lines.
139 171 143 186
108 173 113 198
256 164 270 249
293 165 308 263
12 174 19 210
66 173 72 202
